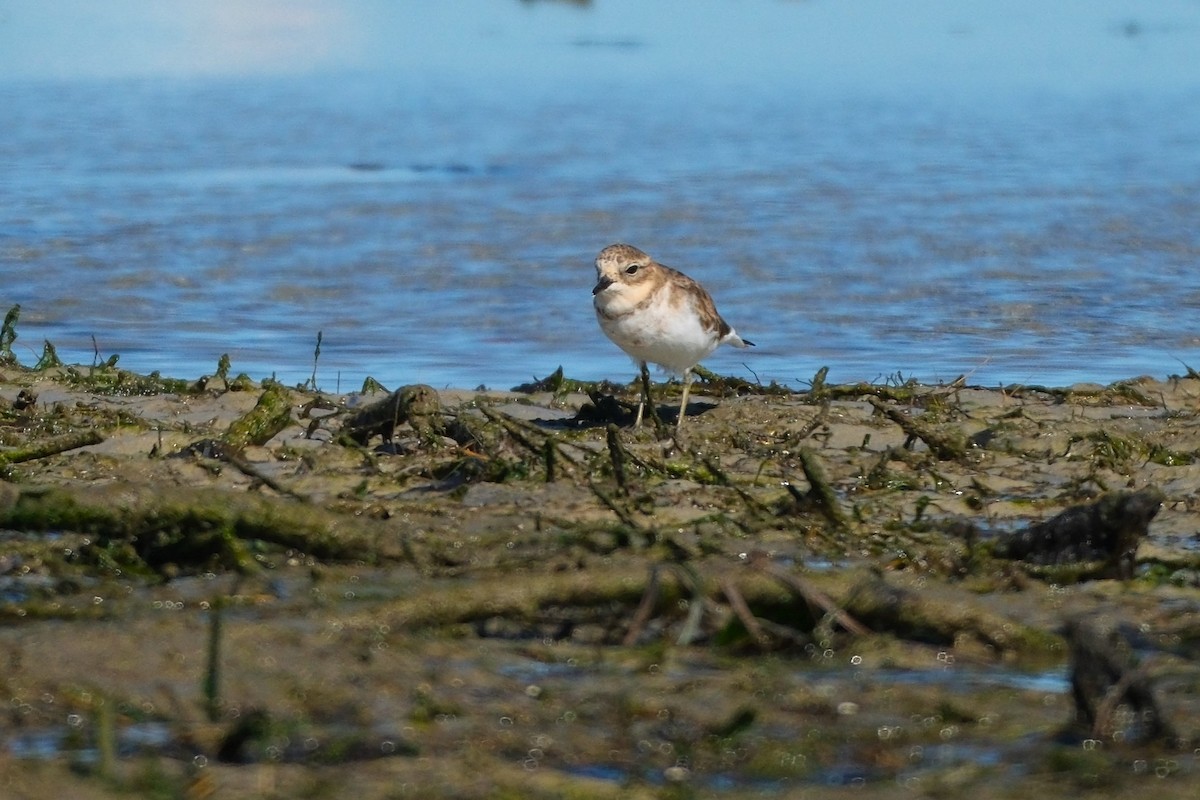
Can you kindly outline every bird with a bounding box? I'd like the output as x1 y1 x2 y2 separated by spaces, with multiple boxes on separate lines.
592 243 754 428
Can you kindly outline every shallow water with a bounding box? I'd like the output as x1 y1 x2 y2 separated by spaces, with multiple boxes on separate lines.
6 721 172 762
2 1 1199 390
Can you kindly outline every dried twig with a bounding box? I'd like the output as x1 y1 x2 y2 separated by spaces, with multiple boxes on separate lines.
622 565 663 646
720 577 768 646
794 447 852 530
606 424 629 494
867 396 968 460
751 555 869 636
621 563 705 646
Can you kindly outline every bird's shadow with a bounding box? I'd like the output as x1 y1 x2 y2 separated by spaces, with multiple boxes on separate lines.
561 391 717 430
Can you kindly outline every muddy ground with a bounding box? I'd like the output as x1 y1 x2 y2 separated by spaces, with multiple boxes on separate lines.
0 355 1199 799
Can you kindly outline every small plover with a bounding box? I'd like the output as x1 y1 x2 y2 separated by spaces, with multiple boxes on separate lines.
592 243 754 427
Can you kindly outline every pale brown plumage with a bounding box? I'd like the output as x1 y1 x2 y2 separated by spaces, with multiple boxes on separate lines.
592 243 753 427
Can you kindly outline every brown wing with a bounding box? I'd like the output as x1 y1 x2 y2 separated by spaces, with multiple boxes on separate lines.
660 264 733 339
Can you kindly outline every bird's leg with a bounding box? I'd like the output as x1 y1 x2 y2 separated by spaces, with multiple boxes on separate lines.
633 362 648 428
636 361 661 428
676 369 693 428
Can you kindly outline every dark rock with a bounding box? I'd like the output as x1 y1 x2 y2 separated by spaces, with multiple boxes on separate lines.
993 486 1163 578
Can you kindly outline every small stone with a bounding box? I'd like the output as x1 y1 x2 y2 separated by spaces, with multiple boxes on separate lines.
663 765 690 783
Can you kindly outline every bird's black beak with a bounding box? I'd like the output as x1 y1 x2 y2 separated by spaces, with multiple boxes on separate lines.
592 276 613 296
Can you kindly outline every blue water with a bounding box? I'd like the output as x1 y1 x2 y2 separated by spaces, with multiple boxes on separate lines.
2 1 1199 391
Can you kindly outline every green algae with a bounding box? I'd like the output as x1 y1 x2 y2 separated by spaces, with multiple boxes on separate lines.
0 484 407 575
0 429 104 468
221 382 293 450
0 304 19 366
55 364 195 396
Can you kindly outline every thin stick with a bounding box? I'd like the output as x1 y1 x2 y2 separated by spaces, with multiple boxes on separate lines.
720 578 767 646
621 565 662 646
606 425 628 494
309 330 323 391
795 447 852 530
751 555 870 636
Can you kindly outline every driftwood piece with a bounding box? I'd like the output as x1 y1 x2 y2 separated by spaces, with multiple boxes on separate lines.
179 383 300 497
1064 617 1175 743
182 383 294 459
0 483 407 573
842 573 1053 655
750 554 869 636
867 396 968 460
222 383 293 451
339 384 443 445
783 447 852 531
992 486 1163 579
0 429 104 466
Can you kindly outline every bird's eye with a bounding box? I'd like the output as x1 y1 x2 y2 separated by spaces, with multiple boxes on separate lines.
625 264 640 275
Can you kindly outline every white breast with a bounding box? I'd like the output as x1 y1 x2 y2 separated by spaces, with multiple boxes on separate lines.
595 285 721 375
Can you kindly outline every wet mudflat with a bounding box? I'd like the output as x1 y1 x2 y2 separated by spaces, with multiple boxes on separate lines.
1 353 1199 798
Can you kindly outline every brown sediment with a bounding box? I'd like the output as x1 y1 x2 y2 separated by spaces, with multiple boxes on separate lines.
0 361 1198 798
